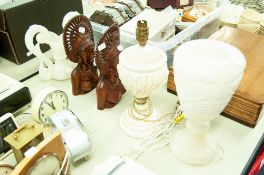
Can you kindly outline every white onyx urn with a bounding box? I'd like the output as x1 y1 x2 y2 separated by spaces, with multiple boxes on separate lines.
117 20 168 139
171 39 246 165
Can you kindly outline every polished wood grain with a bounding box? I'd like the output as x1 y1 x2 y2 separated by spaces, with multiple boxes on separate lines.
210 27 264 105
63 15 99 95
95 24 126 110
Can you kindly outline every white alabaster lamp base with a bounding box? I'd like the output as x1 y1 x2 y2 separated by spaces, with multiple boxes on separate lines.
120 108 160 139
171 39 246 166
120 98 159 139
117 39 168 139
170 121 221 165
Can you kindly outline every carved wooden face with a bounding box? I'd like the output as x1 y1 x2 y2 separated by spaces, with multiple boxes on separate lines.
73 37 94 64
82 42 94 64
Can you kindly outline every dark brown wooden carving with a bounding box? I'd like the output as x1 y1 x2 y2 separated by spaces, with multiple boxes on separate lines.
63 15 99 95
95 24 126 110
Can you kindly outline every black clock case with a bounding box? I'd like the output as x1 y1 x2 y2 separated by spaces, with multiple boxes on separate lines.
0 86 31 117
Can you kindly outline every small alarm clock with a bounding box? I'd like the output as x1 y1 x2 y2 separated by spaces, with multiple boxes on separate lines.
4 121 44 162
50 110 92 164
31 88 68 125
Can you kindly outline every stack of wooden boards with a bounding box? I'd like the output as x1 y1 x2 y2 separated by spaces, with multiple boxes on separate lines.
167 66 176 95
167 26 264 127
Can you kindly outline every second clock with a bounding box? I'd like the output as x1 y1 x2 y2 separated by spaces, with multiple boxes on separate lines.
32 88 69 125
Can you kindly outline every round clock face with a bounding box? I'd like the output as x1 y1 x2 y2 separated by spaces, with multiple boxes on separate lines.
27 153 61 175
39 90 68 124
32 88 69 125
0 164 14 175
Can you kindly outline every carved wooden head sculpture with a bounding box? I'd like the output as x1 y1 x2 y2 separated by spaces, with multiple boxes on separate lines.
63 15 95 64
96 24 120 76
95 24 126 110
63 15 99 95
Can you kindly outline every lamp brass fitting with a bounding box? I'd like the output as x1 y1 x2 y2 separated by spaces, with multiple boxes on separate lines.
136 20 149 47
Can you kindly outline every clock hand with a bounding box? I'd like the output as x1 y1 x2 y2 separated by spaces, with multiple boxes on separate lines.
50 101 56 110
45 102 56 110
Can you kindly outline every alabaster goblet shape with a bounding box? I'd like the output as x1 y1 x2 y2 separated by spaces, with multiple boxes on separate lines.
171 39 246 165
117 44 168 138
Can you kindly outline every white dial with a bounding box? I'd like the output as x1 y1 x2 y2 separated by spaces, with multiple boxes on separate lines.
27 153 61 175
32 88 69 125
39 90 68 124
0 164 14 175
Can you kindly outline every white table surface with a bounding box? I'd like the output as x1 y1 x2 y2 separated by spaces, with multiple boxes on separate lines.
22 74 264 175
0 56 39 81
1 1 262 174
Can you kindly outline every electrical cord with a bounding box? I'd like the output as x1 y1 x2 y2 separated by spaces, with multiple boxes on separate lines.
122 100 184 160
